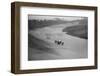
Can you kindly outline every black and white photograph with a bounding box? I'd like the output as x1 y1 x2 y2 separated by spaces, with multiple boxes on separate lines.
28 15 88 61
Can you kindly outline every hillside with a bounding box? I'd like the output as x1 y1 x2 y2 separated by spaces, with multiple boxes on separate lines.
28 19 68 30
62 19 88 39
63 25 88 39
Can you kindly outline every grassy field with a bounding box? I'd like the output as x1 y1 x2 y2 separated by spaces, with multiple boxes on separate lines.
63 25 88 39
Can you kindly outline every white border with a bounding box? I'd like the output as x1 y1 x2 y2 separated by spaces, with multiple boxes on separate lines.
20 7 95 70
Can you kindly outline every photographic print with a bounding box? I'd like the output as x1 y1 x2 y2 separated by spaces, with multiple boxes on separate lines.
28 15 88 60
11 2 97 74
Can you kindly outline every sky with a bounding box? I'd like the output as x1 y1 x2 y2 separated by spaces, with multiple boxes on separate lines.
28 15 86 21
